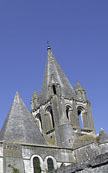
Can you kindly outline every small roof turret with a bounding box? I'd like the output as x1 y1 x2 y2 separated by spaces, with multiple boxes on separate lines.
39 47 75 104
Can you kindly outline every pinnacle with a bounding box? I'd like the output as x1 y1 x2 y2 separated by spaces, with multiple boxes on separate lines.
31 89 38 100
75 80 84 90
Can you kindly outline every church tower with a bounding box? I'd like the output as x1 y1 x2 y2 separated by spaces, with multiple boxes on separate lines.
31 46 95 148
1 45 107 173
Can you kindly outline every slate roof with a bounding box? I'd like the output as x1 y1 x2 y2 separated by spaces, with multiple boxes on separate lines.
39 46 75 104
0 92 46 145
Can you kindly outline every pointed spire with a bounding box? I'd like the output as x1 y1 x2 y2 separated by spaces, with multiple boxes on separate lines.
75 80 84 90
39 48 75 104
0 92 46 145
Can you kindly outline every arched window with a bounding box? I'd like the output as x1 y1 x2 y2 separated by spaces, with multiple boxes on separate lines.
33 157 41 173
77 107 83 128
44 156 57 171
47 158 54 171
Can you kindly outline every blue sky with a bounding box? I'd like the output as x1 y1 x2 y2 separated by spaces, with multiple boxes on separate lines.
0 0 108 133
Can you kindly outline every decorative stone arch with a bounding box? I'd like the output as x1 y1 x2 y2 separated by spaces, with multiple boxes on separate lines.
31 154 44 173
44 156 57 171
65 103 72 108
77 105 85 113
44 102 51 111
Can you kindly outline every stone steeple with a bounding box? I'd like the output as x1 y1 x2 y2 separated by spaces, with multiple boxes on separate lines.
38 46 76 147
39 46 75 104
0 92 46 145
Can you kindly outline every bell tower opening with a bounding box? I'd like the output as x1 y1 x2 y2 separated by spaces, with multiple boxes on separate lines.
78 109 83 128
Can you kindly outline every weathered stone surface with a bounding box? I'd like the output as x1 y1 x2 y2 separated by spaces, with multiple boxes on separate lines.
22 144 75 163
98 128 108 144
99 143 108 154
3 143 24 173
74 143 99 162
51 152 108 173
5 157 24 173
